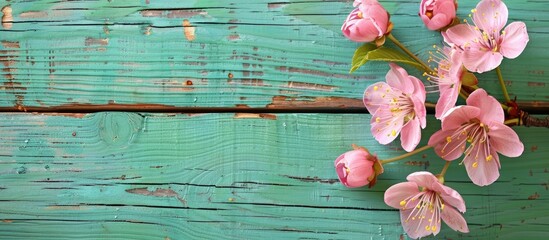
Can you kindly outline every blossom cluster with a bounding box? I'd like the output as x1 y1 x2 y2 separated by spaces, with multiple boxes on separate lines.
336 0 528 238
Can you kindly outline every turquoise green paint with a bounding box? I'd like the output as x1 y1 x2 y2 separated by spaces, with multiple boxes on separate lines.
0 113 547 239
0 1 547 108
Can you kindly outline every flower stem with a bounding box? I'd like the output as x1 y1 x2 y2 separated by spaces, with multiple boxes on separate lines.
439 161 451 178
380 145 432 164
504 118 520 126
495 67 511 103
387 33 433 73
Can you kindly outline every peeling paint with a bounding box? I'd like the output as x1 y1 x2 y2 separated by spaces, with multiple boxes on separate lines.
183 19 195 41
528 82 546 87
1 5 13 29
266 96 363 109
126 188 179 197
227 34 240 41
84 37 109 46
286 81 336 91
267 3 287 9
45 205 86 210
528 192 540 200
141 9 206 18
19 11 48 18
32 112 87 118
234 113 277 120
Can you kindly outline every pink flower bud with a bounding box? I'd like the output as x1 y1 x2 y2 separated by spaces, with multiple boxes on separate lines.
419 0 457 31
334 148 380 188
341 0 390 42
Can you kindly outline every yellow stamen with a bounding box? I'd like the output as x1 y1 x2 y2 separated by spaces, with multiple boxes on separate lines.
400 200 406 206
391 130 397 136
472 162 478 168
486 155 493 161
345 167 350 174
373 86 378 91
375 117 380 123
446 136 452 143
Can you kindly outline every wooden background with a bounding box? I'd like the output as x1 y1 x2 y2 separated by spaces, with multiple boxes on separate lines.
0 0 547 239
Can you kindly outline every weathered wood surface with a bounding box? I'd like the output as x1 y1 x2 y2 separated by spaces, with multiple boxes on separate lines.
0 113 547 239
0 0 548 111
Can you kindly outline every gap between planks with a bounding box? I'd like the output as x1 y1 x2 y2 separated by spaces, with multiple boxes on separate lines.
0 104 548 115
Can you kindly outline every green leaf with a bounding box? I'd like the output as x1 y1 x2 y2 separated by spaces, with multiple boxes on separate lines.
350 43 424 73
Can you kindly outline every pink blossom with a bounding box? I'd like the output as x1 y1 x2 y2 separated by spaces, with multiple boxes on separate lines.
363 63 427 152
334 147 382 188
442 0 529 73
342 0 390 42
384 171 469 239
428 89 524 186
426 47 466 119
419 0 457 31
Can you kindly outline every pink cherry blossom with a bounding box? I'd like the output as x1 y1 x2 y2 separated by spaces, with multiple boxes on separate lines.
334 148 381 188
419 0 457 31
364 63 427 152
442 0 529 73
426 47 466 119
384 171 469 239
342 0 390 42
428 89 524 186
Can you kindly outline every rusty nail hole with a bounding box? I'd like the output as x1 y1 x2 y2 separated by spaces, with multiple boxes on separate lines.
228 73 234 79
185 80 193 86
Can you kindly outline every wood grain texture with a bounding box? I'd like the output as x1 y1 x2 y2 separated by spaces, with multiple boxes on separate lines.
0 113 547 239
0 0 548 110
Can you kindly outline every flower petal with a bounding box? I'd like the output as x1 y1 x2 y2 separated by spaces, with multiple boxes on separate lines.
438 185 466 213
384 181 420 209
363 82 393 114
386 63 414 94
443 24 480 47
411 95 427 129
464 145 500 186
435 85 460 119
441 206 470 233
410 75 426 104
466 89 505 124
400 206 438 239
406 171 439 188
370 107 404 145
400 118 421 152
462 47 503 73
345 160 374 188
441 105 481 130
425 13 451 31
473 0 508 33
429 129 466 161
488 121 524 157
500 21 529 59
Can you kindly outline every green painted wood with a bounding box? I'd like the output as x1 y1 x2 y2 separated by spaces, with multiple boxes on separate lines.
0 0 548 110
0 113 546 239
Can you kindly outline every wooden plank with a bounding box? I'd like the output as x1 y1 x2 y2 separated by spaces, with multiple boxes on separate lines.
0 1 548 110
0 113 546 239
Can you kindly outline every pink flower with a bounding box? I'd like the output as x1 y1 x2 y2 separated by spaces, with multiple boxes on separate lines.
428 89 524 186
334 147 383 188
442 0 529 73
427 47 466 119
342 0 390 42
384 171 469 239
364 63 427 152
419 0 457 31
